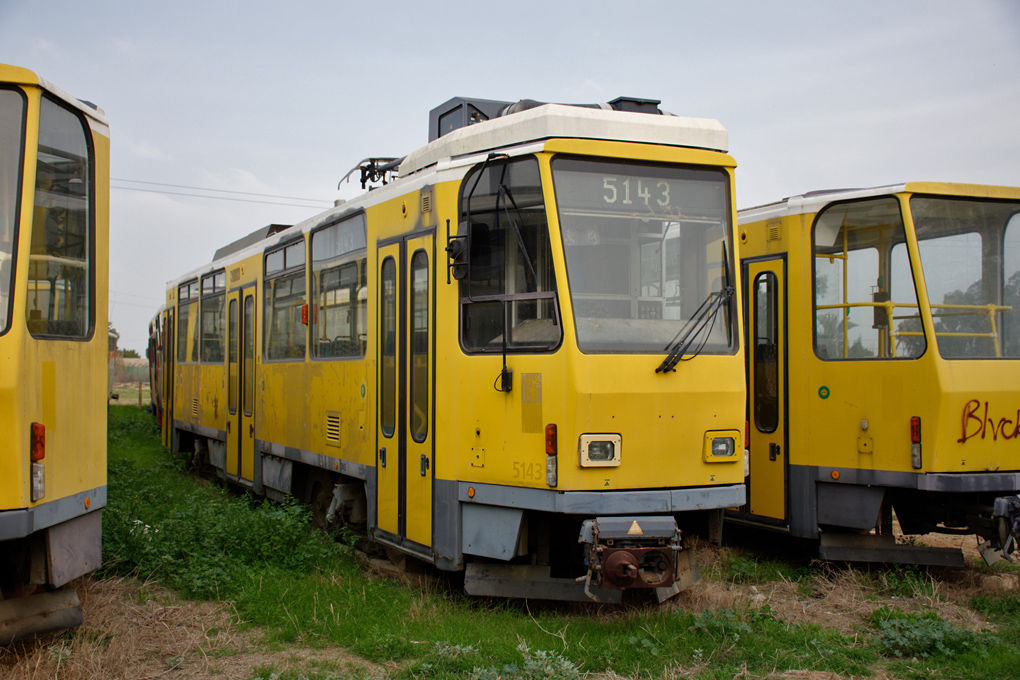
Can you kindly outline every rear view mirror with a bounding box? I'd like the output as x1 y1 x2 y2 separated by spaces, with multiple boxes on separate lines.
446 221 470 280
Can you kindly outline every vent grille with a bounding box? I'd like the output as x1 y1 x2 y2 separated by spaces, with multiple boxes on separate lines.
421 193 432 214
192 398 199 418
325 411 341 447
767 221 781 241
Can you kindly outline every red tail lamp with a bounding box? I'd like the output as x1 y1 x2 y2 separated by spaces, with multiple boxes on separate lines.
30 422 45 461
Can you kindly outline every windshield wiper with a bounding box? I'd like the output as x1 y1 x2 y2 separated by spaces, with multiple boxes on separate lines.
656 241 734 373
655 286 734 373
496 165 538 284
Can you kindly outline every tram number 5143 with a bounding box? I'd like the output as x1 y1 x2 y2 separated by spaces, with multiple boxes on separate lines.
603 177 670 207
513 461 544 481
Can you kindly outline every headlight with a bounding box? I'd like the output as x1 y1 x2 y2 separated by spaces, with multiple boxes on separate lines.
702 430 741 463
711 437 735 458
579 434 622 467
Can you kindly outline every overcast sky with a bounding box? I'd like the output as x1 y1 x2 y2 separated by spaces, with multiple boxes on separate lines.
3 1 1019 352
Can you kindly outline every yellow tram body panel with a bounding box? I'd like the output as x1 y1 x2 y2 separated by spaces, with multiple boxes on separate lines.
737 182 1020 559
0 65 109 639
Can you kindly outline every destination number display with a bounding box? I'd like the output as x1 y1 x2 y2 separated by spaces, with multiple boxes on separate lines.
552 158 727 220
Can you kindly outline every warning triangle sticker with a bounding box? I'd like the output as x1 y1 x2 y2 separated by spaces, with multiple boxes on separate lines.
627 521 643 535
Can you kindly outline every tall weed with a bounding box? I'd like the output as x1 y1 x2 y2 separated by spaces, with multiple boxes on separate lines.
103 407 329 598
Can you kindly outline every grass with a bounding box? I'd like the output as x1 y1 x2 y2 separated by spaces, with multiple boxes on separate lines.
99 406 1020 680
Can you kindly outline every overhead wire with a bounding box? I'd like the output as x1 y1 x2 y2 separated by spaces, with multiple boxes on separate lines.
110 177 334 209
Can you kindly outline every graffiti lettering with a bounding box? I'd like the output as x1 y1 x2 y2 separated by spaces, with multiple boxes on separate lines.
958 399 1020 443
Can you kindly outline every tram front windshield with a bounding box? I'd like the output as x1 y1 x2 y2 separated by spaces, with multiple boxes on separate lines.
552 157 734 354
910 195 1020 359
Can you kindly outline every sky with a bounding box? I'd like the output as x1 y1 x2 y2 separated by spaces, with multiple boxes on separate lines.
2 1 1019 353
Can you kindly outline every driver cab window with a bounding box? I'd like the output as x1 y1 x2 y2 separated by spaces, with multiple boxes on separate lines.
459 156 559 352
813 197 925 359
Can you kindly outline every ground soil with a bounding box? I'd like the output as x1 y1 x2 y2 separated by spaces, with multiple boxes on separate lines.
2 535 1016 680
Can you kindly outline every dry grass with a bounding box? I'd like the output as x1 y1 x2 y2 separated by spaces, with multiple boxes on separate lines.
0 576 384 680
670 537 1004 639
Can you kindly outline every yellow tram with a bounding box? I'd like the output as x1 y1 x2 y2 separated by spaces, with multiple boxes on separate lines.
153 97 746 601
736 183 1020 564
0 65 109 641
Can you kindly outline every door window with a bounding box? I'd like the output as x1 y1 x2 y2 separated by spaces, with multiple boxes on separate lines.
753 272 779 433
410 250 429 442
380 257 396 437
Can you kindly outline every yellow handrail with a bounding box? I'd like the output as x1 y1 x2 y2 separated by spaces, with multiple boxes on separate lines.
817 300 1011 358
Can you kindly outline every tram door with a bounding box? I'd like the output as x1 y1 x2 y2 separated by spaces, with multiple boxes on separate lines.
226 287 257 483
746 259 787 520
376 233 435 550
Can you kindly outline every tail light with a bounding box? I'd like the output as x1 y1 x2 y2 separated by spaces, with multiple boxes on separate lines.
30 422 45 501
910 416 922 469
31 422 45 461
545 424 557 487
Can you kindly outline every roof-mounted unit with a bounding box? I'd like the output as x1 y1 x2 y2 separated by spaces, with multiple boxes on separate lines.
428 96 666 142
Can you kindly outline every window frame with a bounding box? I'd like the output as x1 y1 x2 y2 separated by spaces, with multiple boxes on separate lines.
176 279 199 363
409 248 429 443
199 269 226 364
909 193 1020 360
550 154 737 356
379 256 397 438
308 211 368 361
25 92 97 341
810 195 927 361
752 271 779 434
0 85 27 339
457 154 562 354
262 236 308 362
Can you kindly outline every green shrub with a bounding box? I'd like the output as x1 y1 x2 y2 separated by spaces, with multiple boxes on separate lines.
869 607 997 659
469 642 580 680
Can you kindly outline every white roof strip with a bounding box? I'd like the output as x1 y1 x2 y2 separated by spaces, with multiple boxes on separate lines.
400 104 727 176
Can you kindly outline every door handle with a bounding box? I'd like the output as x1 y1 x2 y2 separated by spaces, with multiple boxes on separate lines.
420 454 430 476
249 423 254 438
379 447 387 467
769 442 781 461
227 421 231 434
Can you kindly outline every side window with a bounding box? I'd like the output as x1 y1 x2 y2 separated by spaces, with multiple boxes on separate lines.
176 281 198 363
1005 215 1020 358
813 197 925 359
264 238 307 360
26 95 93 338
200 271 225 362
459 156 559 352
310 214 367 358
753 272 778 433
911 196 1020 359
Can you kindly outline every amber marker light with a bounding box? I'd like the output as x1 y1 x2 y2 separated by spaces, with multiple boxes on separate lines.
85 496 91 510
467 487 475 499
30 422 45 461
831 470 840 480
545 424 557 455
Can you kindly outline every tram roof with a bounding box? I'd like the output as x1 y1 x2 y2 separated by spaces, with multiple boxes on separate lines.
737 182 1020 224
399 103 728 176
0 64 109 136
